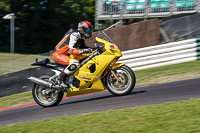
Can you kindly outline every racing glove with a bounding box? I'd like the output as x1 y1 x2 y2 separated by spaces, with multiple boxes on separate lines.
79 48 93 54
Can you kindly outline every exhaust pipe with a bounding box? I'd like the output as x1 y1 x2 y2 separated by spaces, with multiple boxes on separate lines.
28 76 53 88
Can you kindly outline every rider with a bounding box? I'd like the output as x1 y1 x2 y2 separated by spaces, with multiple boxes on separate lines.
52 21 93 88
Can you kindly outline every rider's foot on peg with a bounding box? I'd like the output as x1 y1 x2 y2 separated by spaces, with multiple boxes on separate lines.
56 77 68 88
57 72 68 88
60 81 68 88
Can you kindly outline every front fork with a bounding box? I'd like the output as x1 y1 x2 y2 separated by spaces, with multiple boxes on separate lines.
108 63 125 84
108 66 119 81
103 63 125 84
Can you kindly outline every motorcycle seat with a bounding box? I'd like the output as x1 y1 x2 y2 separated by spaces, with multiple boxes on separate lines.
31 58 67 68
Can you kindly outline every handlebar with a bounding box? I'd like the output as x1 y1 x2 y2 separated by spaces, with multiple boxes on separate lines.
92 42 100 51
92 46 99 50
92 43 105 54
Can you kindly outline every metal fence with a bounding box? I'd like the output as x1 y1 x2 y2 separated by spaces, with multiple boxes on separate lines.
118 38 200 71
96 0 200 20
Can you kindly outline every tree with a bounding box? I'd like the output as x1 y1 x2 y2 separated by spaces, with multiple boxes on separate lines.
0 0 11 52
0 0 95 54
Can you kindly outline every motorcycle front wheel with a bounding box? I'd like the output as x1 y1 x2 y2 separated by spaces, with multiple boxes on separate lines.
32 75 63 107
105 65 136 96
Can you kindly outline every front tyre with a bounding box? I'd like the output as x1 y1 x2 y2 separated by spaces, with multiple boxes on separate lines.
105 65 136 96
32 75 63 107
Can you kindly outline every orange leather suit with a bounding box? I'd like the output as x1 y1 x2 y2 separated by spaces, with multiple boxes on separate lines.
52 28 86 66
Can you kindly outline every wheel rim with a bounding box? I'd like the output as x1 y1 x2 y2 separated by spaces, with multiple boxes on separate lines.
34 85 59 105
107 67 132 94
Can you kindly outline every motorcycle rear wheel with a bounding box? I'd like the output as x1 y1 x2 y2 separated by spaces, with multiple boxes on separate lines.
105 65 136 96
32 75 63 107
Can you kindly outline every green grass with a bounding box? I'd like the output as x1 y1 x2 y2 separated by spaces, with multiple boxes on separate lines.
0 53 53 75
0 91 34 109
1 98 200 132
0 58 200 109
135 60 200 86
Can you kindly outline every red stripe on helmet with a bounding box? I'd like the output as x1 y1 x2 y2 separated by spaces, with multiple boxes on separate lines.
82 21 88 28
85 21 93 27
81 21 92 28
79 27 82 31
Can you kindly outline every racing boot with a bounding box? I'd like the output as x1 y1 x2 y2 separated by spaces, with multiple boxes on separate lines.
58 59 79 88
57 71 68 88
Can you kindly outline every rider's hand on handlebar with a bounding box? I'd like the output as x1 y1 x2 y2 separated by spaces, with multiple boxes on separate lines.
79 48 93 54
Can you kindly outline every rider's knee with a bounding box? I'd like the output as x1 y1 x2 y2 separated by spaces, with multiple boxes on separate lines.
68 59 79 71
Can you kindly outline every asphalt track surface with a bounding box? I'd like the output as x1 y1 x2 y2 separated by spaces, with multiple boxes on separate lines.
0 78 200 126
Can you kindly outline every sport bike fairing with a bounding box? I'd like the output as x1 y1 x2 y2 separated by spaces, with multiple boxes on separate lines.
67 31 123 97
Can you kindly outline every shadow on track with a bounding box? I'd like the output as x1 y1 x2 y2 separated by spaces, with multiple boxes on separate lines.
58 90 147 107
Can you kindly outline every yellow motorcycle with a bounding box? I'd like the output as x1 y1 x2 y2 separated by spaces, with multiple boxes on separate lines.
28 31 136 107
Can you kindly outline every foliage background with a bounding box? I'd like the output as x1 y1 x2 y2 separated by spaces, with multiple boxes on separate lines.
0 0 95 54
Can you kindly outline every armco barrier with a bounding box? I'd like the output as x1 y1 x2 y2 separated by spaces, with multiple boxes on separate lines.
119 38 200 71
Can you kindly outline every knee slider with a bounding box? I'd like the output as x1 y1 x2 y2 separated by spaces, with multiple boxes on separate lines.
68 59 79 71
68 64 77 71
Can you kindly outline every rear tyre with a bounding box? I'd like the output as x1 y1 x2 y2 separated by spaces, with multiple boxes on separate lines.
32 75 63 107
105 65 136 96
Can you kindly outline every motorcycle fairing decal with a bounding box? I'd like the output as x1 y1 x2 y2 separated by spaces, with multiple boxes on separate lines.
79 75 91 80
110 46 115 49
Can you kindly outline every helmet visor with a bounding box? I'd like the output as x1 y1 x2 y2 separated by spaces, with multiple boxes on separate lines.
83 27 93 37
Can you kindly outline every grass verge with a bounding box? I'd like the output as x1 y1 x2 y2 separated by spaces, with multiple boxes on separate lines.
1 98 200 132
0 91 34 109
0 53 52 75
0 60 200 109
134 60 200 86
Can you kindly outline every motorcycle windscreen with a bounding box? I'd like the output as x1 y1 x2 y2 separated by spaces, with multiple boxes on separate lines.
96 31 115 44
